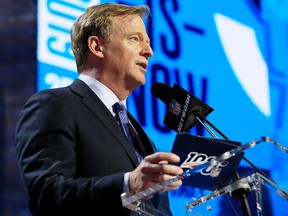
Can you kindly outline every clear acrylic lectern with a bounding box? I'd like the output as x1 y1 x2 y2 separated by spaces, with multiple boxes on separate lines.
121 136 288 216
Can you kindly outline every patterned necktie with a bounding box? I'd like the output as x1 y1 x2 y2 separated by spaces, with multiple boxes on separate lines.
113 102 143 162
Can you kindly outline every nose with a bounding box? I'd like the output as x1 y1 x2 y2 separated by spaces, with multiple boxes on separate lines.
141 42 154 59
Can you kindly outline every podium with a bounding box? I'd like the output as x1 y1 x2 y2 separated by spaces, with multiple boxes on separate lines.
121 135 288 216
186 172 288 215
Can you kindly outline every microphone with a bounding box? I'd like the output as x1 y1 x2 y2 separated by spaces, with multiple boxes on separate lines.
151 82 214 133
152 83 251 215
151 82 172 104
152 83 271 216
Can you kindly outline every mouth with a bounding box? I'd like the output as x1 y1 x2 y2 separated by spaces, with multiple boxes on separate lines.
137 62 147 70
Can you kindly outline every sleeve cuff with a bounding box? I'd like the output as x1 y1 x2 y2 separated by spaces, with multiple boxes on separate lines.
123 172 131 194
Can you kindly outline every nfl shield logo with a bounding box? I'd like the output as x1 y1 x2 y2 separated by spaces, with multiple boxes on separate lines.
169 99 182 116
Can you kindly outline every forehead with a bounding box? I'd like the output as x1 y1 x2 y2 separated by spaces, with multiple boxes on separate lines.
111 14 147 34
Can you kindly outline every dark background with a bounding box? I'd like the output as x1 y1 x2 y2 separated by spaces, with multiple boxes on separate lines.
0 0 36 215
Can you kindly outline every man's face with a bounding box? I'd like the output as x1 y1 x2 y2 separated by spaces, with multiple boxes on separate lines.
101 14 153 93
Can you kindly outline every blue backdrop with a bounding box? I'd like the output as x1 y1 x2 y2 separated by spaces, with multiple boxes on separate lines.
37 0 288 215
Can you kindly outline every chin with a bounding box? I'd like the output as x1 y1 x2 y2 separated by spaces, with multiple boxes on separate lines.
138 78 146 86
128 75 146 89
134 76 146 86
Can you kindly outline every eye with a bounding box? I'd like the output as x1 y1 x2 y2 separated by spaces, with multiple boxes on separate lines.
130 35 140 42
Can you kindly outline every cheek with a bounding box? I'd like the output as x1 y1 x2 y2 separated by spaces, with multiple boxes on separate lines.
107 44 138 66
122 53 137 66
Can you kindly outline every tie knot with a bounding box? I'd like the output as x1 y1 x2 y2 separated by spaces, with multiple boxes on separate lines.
113 101 126 113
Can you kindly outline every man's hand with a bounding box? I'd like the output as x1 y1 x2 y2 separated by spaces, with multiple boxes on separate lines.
129 152 183 194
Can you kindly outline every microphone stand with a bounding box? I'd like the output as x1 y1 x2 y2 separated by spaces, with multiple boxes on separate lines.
193 110 277 184
192 110 286 214
192 110 254 216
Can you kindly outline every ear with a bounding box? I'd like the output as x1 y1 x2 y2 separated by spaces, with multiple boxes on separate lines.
87 36 104 58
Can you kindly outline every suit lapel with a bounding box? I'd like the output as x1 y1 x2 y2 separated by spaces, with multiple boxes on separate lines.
69 79 139 166
128 112 156 156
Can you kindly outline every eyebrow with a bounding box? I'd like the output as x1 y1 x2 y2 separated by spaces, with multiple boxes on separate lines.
128 32 151 45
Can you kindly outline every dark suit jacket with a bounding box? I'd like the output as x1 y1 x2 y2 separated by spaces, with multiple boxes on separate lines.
15 79 172 216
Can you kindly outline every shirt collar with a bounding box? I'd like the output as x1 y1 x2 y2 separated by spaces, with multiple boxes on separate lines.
78 74 126 113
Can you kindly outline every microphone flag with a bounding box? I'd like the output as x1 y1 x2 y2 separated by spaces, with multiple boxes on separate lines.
162 83 214 133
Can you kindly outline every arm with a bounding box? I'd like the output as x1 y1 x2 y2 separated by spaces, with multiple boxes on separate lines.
15 90 129 215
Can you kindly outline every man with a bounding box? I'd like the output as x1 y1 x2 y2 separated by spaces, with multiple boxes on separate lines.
15 3 182 216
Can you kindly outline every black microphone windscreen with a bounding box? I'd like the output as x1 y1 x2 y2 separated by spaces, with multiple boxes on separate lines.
151 82 172 104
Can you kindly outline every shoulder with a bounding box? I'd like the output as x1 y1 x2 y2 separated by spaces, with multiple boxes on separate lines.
26 79 88 104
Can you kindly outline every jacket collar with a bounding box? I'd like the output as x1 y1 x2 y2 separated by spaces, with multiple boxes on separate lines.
69 79 140 166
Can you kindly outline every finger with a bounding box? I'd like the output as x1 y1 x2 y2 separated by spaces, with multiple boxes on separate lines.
145 152 180 164
141 163 183 176
158 160 168 165
158 164 183 176
142 168 183 186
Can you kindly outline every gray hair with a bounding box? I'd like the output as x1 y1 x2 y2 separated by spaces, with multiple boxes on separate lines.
71 3 150 72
